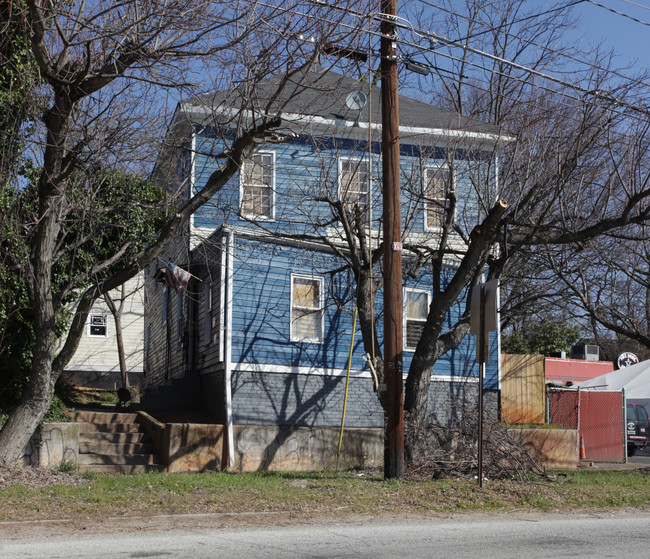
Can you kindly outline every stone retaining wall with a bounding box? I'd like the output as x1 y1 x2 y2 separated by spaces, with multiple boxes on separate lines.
21 423 79 468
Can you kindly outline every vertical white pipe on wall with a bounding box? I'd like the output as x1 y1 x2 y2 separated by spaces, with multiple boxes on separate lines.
223 229 235 468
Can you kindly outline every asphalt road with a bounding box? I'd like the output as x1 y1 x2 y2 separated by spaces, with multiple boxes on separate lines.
1 511 649 559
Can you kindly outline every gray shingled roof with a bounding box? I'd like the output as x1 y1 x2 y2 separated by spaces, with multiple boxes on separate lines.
182 65 506 138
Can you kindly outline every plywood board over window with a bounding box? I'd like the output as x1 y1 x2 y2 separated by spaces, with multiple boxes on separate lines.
291 275 324 342
339 158 370 217
241 152 274 219
424 165 453 230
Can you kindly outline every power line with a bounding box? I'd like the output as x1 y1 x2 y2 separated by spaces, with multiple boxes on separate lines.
300 1 650 119
586 0 650 26
249 1 650 128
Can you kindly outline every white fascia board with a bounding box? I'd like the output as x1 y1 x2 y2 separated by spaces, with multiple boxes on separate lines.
180 104 514 147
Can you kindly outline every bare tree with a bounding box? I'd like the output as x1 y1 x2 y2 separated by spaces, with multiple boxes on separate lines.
0 0 364 466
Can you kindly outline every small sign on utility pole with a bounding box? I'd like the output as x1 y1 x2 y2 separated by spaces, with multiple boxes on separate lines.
470 279 499 488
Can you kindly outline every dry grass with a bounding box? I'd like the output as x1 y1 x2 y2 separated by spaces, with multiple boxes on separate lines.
0 467 648 524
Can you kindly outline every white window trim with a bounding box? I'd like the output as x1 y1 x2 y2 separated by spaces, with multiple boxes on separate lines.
403 288 431 351
239 150 276 220
338 156 370 213
87 313 109 338
423 163 455 232
290 274 325 343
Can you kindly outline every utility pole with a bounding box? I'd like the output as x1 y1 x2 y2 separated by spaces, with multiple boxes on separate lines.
381 0 404 479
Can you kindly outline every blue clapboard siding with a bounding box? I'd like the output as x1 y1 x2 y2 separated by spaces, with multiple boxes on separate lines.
228 235 497 388
230 237 364 371
190 130 486 237
146 122 499 423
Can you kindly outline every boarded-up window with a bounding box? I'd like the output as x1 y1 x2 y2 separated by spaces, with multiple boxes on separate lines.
405 289 429 349
291 275 323 342
424 165 453 230
241 152 274 219
340 158 370 216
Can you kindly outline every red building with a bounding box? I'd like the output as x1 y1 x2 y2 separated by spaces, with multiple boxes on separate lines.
545 357 615 385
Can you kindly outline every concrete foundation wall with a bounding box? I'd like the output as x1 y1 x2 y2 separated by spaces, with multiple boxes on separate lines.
509 428 577 470
138 410 381 473
165 423 225 472
232 424 383 472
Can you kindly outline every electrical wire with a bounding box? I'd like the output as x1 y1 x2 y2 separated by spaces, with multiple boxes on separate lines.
586 0 650 26
295 1 650 121
247 0 650 132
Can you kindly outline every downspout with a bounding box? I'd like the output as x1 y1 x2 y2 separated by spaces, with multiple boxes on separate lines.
223 229 235 468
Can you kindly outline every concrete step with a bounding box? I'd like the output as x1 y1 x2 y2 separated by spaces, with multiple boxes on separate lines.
78 453 160 466
79 464 164 474
79 431 146 444
79 422 142 434
72 411 138 424
79 441 155 455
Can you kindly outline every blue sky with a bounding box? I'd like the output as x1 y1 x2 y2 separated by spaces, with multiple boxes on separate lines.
562 0 650 72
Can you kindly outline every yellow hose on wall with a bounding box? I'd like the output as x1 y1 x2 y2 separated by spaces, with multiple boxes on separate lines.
337 307 358 465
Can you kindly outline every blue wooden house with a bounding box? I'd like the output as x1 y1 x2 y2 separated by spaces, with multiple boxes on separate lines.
144 67 506 469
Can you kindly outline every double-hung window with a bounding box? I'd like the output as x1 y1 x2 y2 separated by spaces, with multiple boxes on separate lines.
291 275 324 342
424 165 453 230
241 152 274 219
88 313 108 337
404 289 430 350
339 158 370 217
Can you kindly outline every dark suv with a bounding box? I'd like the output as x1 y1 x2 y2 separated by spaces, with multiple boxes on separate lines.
626 403 650 456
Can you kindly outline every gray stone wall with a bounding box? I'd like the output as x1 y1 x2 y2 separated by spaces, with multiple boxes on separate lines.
427 382 499 427
231 371 383 428
230 371 498 429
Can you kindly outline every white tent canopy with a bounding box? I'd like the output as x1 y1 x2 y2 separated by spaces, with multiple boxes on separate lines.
579 359 650 409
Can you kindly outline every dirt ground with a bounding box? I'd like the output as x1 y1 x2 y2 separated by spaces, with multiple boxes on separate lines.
0 464 87 489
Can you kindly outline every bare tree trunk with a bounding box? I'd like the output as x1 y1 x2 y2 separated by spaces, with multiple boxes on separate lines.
104 287 129 390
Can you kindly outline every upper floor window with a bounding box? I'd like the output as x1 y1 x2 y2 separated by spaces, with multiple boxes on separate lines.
339 158 370 217
88 313 108 337
404 289 430 350
291 275 324 343
424 165 453 230
241 152 274 219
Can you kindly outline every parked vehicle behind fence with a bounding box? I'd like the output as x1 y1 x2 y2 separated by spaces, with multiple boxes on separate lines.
626 402 650 456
